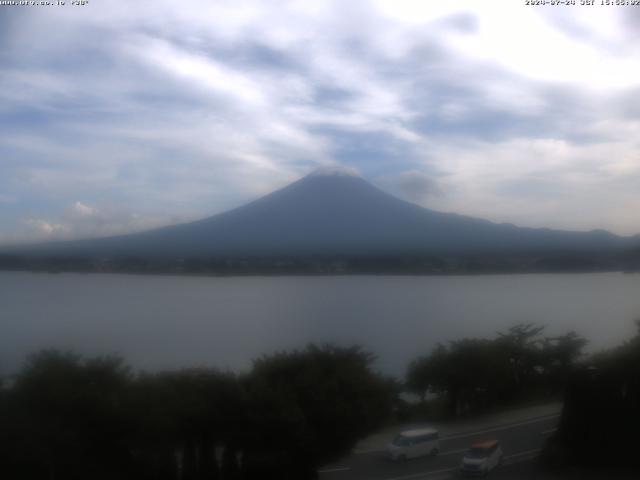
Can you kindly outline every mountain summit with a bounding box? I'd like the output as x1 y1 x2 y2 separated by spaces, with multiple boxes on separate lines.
8 171 637 259
307 164 361 178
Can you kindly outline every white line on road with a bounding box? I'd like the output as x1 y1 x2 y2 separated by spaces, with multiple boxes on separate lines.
381 450 542 480
541 428 557 435
444 414 560 441
354 413 560 454
503 448 541 465
322 449 544 479
506 448 540 459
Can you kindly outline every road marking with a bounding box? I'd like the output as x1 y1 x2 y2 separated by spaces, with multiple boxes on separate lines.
318 467 351 473
444 414 560 441
353 446 474 457
503 448 541 465
337 448 543 480
506 448 540 458
383 451 542 480
354 414 560 455
541 428 557 435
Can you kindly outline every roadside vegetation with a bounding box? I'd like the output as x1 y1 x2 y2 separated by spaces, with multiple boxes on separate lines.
542 321 640 472
0 345 394 480
1 322 637 478
405 323 587 419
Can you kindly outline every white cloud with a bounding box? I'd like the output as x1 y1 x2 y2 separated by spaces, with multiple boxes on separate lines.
2 0 640 244
128 36 268 107
24 219 68 238
416 135 640 234
70 201 96 218
377 0 640 89
14 202 192 245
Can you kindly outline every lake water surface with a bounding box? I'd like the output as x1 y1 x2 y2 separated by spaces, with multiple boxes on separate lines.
2 271 639 377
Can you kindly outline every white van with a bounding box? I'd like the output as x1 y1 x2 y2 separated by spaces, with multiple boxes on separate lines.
386 428 440 462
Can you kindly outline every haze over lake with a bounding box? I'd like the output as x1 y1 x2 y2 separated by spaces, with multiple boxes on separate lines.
2 271 639 377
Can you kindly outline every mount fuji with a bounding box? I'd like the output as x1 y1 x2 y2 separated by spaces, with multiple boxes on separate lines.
7 168 637 263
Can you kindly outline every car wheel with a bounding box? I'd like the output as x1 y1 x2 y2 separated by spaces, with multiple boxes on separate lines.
498 454 504 466
397 455 407 463
430 448 439 457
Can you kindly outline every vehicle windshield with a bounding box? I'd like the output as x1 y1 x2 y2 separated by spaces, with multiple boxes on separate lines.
465 447 489 459
392 435 410 447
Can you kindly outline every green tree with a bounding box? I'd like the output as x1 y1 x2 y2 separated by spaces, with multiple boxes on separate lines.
5 350 133 480
544 321 640 469
540 331 588 392
129 368 245 480
242 344 394 479
407 339 514 417
496 323 546 392
407 324 585 418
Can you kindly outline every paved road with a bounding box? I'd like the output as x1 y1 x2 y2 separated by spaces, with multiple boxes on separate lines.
318 413 559 480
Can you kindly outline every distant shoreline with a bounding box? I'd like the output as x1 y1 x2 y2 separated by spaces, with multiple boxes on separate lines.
1 266 637 278
2 250 639 277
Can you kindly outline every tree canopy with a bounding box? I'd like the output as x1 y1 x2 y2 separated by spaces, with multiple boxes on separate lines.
406 324 588 417
0 344 394 480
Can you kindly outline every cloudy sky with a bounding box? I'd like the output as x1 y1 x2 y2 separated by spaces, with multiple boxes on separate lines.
2 0 640 245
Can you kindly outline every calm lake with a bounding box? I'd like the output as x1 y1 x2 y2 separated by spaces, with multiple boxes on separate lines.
1 271 639 377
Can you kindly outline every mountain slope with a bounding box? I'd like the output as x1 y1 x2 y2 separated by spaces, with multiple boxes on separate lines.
8 171 638 258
